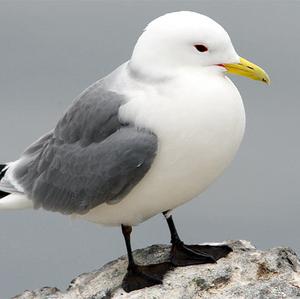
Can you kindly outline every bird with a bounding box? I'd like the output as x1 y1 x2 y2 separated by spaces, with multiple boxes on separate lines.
0 11 270 292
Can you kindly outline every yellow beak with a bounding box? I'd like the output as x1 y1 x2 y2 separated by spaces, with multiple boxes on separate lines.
224 57 270 84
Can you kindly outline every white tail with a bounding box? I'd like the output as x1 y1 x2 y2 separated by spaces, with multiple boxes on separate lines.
0 193 33 210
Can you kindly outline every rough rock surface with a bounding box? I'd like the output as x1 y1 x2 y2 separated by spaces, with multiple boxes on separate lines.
13 240 300 299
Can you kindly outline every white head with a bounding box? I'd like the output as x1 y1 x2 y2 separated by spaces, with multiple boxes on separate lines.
130 11 239 78
130 11 270 84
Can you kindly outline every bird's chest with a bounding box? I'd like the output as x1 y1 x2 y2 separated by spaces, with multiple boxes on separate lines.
120 76 245 204
122 76 245 163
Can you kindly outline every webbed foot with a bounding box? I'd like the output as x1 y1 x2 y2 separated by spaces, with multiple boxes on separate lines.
122 262 173 292
171 242 232 266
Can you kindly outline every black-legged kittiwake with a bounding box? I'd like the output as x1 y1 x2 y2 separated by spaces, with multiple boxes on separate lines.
0 11 270 292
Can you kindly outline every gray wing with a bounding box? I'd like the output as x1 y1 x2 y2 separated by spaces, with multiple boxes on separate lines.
12 83 158 214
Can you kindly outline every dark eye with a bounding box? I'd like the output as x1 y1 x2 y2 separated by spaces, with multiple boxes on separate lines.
194 45 208 52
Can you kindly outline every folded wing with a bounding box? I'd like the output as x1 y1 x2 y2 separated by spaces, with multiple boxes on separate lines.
2 82 157 214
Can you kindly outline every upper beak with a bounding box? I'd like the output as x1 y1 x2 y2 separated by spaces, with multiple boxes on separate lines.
224 57 270 85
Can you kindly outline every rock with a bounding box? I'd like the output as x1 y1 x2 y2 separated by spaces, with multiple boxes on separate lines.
13 240 300 299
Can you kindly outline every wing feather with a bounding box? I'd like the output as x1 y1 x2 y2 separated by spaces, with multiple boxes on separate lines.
9 83 158 214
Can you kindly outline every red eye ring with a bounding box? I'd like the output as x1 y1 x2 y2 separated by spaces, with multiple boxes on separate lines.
194 45 208 52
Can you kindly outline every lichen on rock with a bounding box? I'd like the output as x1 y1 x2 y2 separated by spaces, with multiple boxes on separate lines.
13 240 300 299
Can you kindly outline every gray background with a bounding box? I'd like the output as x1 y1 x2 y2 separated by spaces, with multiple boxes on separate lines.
0 0 299 297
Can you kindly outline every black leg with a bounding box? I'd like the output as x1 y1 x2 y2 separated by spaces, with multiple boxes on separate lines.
163 211 232 266
163 211 181 245
121 225 173 293
122 225 135 269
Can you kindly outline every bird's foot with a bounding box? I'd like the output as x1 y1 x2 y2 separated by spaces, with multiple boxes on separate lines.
122 262 173 292
170 241 232 266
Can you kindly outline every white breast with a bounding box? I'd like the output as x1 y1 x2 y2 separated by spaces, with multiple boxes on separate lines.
81 70 246 226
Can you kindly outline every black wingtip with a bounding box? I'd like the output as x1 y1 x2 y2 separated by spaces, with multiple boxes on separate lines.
0 164 7 180
0 164 10 198
0 190 9 198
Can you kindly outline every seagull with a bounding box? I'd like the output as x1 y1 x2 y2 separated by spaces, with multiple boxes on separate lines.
0 11 269 292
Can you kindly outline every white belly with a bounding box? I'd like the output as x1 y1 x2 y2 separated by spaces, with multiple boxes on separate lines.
80 74 246 226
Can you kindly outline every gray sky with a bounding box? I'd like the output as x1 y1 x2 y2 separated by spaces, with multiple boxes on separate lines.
0 1 299 298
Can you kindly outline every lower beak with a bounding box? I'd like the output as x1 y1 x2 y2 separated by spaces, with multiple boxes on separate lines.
224 57 270 84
